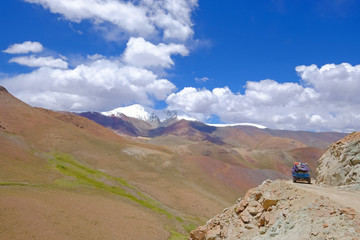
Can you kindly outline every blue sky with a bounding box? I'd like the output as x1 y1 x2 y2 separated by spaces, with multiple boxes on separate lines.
1 0 360 132
175 0 360 90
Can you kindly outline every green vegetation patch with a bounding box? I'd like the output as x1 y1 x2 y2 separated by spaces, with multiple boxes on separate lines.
49 153 173 218
48 152 199 239
0 182 30 187
182 222 197 234
167 227 188 240
1 131 17 136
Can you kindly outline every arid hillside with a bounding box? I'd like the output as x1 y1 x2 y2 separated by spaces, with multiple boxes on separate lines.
0 86 348 239
0 86 223 239
189 132 360 240
189 179 360 240
81 112 346 182
145 122 345 185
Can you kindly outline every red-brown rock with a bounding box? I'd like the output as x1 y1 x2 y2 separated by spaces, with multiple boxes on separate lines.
190 229 206 240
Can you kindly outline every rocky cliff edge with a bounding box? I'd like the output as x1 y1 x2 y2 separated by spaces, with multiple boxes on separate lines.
317 131 360 187
189 180 360 240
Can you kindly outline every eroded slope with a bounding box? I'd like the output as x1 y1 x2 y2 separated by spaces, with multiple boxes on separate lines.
190 180 360 240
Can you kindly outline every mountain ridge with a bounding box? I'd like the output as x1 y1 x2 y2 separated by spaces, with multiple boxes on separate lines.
100 104 271 130
189 132 360 240
102 104 198 124
0 86 351 240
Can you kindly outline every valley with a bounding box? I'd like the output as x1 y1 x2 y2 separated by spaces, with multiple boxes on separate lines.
190 128 360 240
0 86 349 239
2 1 360 239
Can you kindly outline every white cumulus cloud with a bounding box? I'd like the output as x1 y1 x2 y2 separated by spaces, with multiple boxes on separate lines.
123 37 189 68
2 58 175 111
9 55 68 69
1 1 200 126
167 87 217 112
3 41 44 54
1 36 186 111
166 63 360 132
25 0 153 35
296 63 360 103
24 0 198 41
144 0 198 40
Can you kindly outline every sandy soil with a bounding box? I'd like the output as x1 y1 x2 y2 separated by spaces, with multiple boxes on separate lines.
0 187 169 240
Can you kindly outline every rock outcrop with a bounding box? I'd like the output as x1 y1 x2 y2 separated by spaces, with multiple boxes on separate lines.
189 180 283 240
189 133 360 240
189 180 360 240
317 131 360 187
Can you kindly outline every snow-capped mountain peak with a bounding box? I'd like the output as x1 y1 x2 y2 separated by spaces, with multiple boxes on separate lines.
102 104 149 121
102 104 198 123
102 105 266 129
206 123 267 129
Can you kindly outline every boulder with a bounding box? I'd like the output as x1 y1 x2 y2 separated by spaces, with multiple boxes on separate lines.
235 199 249 214
244 189 262 201
190 229 206 240
206 225 221 240
247 201 263 216
240 209 252 224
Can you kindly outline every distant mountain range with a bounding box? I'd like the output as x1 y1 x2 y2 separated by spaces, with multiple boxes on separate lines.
103 104 197 124
77 104 346 185
77 105 345 149
0 86 349 239
77 104 268 137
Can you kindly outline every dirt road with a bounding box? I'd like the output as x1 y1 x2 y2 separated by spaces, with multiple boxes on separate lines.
290 180 360 213
190 179 360 240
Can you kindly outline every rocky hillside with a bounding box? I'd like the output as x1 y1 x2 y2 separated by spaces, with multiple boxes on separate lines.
80 110 346 184
3 85 329 240
1 85 355 240
317 131 360 187
189 180 360 240
190 132 360 240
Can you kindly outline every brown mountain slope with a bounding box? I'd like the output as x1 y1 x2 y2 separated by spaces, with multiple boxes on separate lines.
189 132 360 240
0 87 229 239
0 86 348 240
212 126 345 150
143 122 344 182
78 110 345 171
77 111 144 136
77 108 346 152
37 108 131 140
149 120 224 144
264 128 346 149
147 133 326 182
134 120 343 177
0 187 169 240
